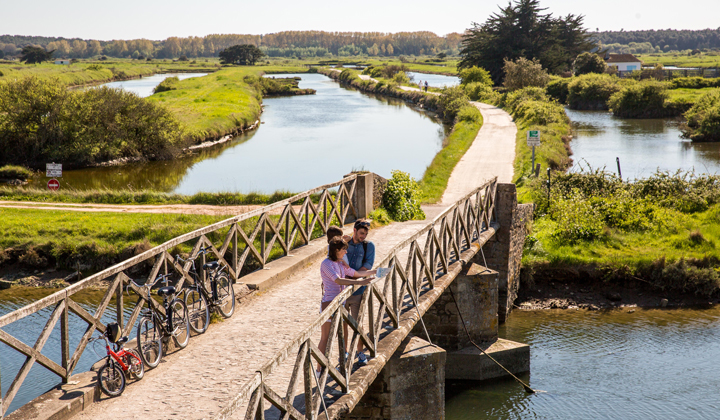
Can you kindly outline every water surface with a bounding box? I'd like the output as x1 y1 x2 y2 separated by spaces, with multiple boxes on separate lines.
98 72 207 98
60 74 447 194
447 308 720 419
566 108 720 178
407 71 460 88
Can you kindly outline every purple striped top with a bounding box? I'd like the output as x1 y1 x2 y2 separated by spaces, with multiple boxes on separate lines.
320 258 356 303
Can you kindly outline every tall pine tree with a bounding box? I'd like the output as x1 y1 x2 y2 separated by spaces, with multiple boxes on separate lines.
459 0 596 84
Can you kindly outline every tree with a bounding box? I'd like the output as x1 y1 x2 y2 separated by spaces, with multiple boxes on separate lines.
20 46 54 64
573 52 606 76
459 66 493 86
503 57 549 90
71 40 87 58
88 40 103 57
458 0 596 84
219 44 264 65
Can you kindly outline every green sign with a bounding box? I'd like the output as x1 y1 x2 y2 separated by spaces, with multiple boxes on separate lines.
526 130 541 146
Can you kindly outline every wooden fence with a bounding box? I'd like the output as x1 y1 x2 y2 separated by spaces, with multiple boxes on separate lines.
214 177 499 420
0 174 359 419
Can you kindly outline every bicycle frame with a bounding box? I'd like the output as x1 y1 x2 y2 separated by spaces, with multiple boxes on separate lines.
178 247 228 306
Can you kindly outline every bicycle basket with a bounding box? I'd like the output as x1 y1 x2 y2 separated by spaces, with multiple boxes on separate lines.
105 322 121 343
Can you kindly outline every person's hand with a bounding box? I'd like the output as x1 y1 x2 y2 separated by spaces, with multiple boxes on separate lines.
360 277 373 285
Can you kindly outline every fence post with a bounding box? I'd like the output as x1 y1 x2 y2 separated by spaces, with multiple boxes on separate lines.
61 292 70 384
349 173 374 221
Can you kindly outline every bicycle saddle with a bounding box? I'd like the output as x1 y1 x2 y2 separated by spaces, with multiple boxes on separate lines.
157 286 176 296
117 336 129 345
203 261 219 270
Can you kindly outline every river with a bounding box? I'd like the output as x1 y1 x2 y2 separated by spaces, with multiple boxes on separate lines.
58 73 448 194
97 73 207 98
447 307 720 419
565 108 720 178
406 71 460 88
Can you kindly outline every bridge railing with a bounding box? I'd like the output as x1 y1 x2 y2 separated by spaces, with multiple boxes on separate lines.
0 174 359 419
217 177 498 420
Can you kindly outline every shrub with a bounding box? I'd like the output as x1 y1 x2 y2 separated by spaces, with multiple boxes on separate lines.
513 100 568 126
178 55 189 62
670 77 720 89
503 87 549 113
456 105 482 123
0 165 33 180
464 82 499 103
573 52 607 76
550 193 605 242
383 170 425 222
437 86 470 123
86 64 103 71
567 73 622 110
0 76 184 167
339 69 360 82
393 71 410 84
153 76 180 93
503 57 550 91
381 65 408 79
682 88 720 142
608 80 672 118
459 66 492 86
545 76 570 104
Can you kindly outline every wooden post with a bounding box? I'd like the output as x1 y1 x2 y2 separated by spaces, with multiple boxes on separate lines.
233 227 238 282
116 276 124 331
60 294 70 384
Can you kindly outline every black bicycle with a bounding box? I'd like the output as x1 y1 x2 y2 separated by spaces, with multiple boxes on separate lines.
130 273 190 368
177 246 236 334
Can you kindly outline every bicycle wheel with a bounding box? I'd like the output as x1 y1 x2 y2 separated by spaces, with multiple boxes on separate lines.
184 287 209 334
98 361 126 397
123 348 145 380
137 316 162 368
170 299 190 349
215 273 235 318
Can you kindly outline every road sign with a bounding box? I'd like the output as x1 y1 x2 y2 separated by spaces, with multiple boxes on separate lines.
47 178 60 191
526 130 541 146
46 163 62 178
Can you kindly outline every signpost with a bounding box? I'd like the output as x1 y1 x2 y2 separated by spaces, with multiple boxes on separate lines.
526 131 541 175
47 178 60 191
46 163 62 190
46 163 62 178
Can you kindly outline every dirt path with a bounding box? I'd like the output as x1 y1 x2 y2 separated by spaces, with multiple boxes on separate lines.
0 201 266 216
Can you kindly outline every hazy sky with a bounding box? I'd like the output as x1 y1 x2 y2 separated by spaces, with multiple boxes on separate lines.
4 0 718 40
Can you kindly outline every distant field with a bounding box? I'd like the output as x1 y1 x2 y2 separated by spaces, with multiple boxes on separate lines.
0 58 221 86
636 52 720 68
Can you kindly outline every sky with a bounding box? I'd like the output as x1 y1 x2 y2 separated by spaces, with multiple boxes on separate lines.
4 0 719 41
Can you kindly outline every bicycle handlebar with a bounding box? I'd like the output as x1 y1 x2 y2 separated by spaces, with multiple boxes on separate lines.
175 246 212 264
126 273 173 296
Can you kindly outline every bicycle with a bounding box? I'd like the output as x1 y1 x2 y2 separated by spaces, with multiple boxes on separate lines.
177 246 236 334
90 322 144 397
129 273 191 369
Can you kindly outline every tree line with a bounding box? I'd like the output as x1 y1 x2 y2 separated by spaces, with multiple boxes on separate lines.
0 31 463 59
594 28 720 52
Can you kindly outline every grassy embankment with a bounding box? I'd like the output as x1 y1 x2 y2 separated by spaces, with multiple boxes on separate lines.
488 80 720 296
636 52 720 69
0 59 220 87
0 205 341 277
319 66 483 204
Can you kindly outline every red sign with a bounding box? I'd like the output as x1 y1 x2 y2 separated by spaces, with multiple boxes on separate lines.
48 178 60 191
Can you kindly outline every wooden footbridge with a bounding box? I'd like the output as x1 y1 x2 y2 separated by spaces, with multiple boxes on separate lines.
0 173 518 420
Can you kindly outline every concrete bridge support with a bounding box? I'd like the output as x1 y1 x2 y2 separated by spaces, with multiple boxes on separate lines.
344 335 446 420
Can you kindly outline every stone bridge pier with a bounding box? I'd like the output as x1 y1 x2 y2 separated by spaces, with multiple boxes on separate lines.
346 184 532 420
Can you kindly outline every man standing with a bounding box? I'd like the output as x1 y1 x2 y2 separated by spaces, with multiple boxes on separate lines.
344 219 375 366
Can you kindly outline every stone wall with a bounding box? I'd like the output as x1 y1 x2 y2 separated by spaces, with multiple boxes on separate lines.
372 173 387 211
480 184 533 322
344 335 446 420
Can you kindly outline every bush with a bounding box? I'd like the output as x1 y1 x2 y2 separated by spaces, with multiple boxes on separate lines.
383 170 425 222
550 193 605 242
682 88 720 141
464 82 499 103
153 76 180 93
545 76 571 104
86 64 103 71
608 80 672 118
178 55 189 62
456 105 482 123
572 52 607 76
459 66 492 86
0 76 184 167
670 77 720 89
503 87 549 113
567 73 622 110
503 57 550 91
393 71 410 84
437 86 470 123
0 165 33 179
513 100 568 126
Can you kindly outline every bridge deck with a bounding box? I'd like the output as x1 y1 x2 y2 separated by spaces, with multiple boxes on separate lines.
72 211 441 420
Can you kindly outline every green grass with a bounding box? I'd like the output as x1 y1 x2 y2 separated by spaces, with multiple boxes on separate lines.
418 118 483 203
362 58 458 75
636 52 720 69
668 87 717 104
0 59 221 87
146 65 308 143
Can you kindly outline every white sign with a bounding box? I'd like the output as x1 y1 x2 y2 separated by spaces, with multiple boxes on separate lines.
46 163 62 178
526 130 541 147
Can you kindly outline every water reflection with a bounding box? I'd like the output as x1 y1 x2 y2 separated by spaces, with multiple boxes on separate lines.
566 109 720 178
446 308 720 420
61 74 448 194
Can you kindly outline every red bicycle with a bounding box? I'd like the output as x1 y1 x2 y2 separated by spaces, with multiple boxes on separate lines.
91 322 145 397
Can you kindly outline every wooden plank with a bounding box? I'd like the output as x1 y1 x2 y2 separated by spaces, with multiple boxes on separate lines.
244 385 262 420
61 292 70 383
283 343 308 420
122 296 145 337
67 300 105 331
264 384 305 420
308 339 347 390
